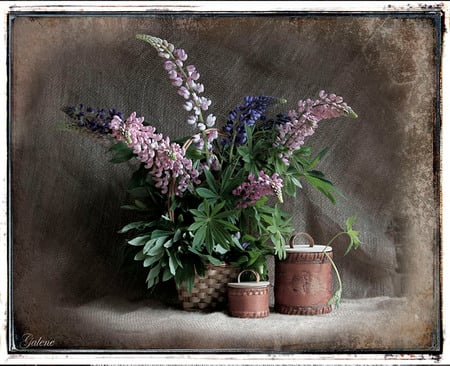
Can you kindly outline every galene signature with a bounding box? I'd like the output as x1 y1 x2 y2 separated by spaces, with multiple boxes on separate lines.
20 333 55 348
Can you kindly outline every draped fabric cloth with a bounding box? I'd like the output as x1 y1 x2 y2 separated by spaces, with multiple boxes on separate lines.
10 14 439 351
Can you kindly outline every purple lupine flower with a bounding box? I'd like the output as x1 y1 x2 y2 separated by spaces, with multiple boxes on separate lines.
63 104 123 134
223 96 280 145
110 112 200 196
232 170 283 208
136 34 216 132
275 91 356 164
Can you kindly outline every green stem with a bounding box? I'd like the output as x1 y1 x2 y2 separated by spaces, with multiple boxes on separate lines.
323 231 351 307
323 250 343 307
326 231 348 247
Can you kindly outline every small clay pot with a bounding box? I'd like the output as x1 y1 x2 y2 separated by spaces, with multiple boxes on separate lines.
227 270 270 318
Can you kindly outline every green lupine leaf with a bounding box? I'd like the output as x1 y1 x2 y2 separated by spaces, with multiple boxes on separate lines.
216 219 239 231
163 239 174 248
346 215 358 230
118 221 154 233
189 209 205 218
143 254 162 268
173 229 182 243
237 146 251 163
134 249 146 261
134 200 148 210
162 266 173 282
188 221 206 231
307 147 329 170
203 168 219 194
151 229 173 239
344 215 361 255
146 263 161 288
168 256 177 275
120 204 145 211
147 238 168 256
128 235 151 246
192 225 207 248
307 170 326 179
189 248 222 266
196 188 219 200
328 287 342 307
304 175 340 204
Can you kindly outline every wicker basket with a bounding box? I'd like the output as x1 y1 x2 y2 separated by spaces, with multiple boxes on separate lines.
177 263 240 311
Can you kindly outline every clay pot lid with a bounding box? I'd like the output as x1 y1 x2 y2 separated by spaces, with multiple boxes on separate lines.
285 244 332 253
286 232 332 253
228 281 270 288
228 270 270 288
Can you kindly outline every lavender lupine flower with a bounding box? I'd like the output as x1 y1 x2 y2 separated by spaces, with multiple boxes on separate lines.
223 96 281 145
110 112 200 196
232 170 284 209
151 137 201 195
190 129 221 171
275 91 357 164
110 112 164 168
63 104 123 134
136 34 215 132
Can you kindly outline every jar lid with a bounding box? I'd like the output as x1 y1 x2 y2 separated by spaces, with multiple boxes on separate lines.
227 270 270 288
287 232 332 253
285 244 332 253
228 281 270 289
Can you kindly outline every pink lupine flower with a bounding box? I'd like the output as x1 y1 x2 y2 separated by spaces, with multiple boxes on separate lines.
206 114 216 127
233 171 284 208
173 48 188 61
110 112 163 168
178 86 190 99
151 138 200 195
110 112 200 196
163 60 176 71
275 91 356 163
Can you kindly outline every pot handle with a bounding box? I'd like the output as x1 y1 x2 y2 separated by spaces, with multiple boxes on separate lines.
289 232 315 248
237 269 260 283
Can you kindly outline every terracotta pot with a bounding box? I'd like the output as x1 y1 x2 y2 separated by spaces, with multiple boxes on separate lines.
227 270 270 318
274 232 333 315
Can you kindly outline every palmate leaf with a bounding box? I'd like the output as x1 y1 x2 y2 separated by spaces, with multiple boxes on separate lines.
188 200 238 253
344 215 361 255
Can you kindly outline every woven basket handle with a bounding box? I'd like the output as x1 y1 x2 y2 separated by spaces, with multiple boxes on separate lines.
289 232 315 248
237 269 260 283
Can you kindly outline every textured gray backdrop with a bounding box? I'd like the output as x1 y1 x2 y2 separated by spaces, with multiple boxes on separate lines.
10 13 440 351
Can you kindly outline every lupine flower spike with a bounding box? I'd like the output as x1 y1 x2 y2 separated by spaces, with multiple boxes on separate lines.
136 34 216 133
110 112 200 196
275 90 357 164
233 170 284 208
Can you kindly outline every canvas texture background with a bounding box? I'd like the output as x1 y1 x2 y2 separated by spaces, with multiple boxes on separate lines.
10 14 439 351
